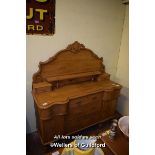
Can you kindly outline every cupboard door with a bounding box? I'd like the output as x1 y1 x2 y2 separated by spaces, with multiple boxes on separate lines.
65 112 101 133
41 115 65 144
103 90 113 101
103 90 120 101
101 99 117 119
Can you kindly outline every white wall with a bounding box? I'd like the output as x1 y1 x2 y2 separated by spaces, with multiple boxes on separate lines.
116 4 129 115
26 0 125 133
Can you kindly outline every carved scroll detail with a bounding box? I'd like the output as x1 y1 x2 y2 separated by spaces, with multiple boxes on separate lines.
66 41 85 52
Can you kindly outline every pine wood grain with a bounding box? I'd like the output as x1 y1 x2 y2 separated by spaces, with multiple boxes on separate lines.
32 41 122 145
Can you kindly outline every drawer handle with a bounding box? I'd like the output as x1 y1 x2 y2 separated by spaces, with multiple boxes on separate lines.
76 101 82 105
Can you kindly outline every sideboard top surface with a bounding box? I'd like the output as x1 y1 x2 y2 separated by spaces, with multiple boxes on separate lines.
32 80 121 109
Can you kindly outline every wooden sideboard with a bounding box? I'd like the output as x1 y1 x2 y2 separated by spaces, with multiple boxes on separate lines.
32 41 122 145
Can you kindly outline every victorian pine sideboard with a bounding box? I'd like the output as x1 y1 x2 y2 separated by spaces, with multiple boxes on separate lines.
32 41 122 145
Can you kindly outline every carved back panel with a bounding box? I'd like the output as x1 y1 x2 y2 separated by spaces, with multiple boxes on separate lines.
33 41 105 83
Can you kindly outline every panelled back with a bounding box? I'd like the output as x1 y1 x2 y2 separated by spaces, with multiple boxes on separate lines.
33 41 105 83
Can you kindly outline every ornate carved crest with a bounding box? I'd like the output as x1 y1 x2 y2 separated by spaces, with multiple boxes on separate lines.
66 41 85 52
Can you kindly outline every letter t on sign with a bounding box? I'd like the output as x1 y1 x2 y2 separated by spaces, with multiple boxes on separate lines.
35 9 48 20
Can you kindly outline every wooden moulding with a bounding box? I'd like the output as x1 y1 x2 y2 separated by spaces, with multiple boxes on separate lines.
37 103 68 120
32 80 121 110
32 82 52 93
45 71 102 82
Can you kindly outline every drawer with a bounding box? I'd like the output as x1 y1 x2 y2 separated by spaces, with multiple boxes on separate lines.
68 98 90 115
39 104 67 120
69 96 88 109
33 82 52 93
87 92 103 101
35 86 51 93
68 93 103 115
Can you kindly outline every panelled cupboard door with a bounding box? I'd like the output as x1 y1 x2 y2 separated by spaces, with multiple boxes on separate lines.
65 111 101 133
101 99 117 119
41 116 65 143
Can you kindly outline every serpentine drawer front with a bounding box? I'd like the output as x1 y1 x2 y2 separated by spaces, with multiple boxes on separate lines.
68 93 102 116
32 41 122 145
